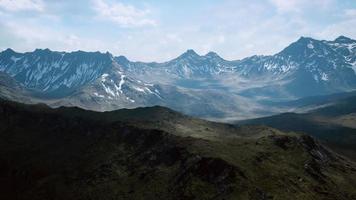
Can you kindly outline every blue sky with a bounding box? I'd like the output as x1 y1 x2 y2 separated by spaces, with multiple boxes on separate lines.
0 0 355 61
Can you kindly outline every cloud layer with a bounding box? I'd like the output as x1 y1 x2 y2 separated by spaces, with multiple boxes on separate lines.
92 0 156 27
0 0 44 11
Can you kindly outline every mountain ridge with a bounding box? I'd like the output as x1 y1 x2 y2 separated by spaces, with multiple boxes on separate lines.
3 35 354 63
1 35 356 120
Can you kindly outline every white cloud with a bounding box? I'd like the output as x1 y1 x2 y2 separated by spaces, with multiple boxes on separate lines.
317 18 356 40
269 0 333 13
0 20 110 53
344 9 356 18
315 8 356 40
268 0 300 12
0 0 44 12
92 0 156 27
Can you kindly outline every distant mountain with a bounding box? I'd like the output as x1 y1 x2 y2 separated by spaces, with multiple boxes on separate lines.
0 48 114 97
237 36 356 97
117 36 356 99
1 99 356 199
114 49 237 87
0 48 166 110
1 36 356 120
0 50 263 119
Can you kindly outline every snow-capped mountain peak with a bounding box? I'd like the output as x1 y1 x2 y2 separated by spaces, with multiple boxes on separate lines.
0 49 115 97
1 36 356 117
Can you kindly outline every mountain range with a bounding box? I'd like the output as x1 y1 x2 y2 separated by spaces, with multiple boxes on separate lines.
0 36 355 120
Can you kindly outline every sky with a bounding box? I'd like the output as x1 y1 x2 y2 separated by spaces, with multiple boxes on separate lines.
0 0 355 62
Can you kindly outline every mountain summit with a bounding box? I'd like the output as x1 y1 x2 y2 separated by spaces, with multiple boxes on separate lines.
180 49 200 58
334 35 355 43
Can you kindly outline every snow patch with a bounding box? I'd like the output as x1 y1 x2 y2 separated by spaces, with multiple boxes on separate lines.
313 74 319 82
133 86 145 93
146 87 163 99
307 43 314 49
118 74 125 94
144 83 154 86
113 83 121 96
321 73 329 81
346 43 356 52
101 83 116 97
101 73 109 82
94 92 105 98
126 97 135 103
10 56 22 63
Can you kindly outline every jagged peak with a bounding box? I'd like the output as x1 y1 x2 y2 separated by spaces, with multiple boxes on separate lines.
334 35 354 43
116 55 129 61
1 48 16 54
296 36 316 43
186 49 198 54
180 49 200 58
205 51 222 59
64 50 113 59
277 36 321 56
104 51 114 59
285 36 320 49
34 48 52 53
105 51 113 56
115 55 130 64
30 49 113 57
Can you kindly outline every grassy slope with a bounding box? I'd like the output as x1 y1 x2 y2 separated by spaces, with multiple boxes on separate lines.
0 100 356 200
239 96 356 161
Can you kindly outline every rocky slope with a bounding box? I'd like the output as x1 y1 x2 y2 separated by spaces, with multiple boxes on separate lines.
0 72 39 106
0 48 114 97
0 49 167 111
1 99 356 199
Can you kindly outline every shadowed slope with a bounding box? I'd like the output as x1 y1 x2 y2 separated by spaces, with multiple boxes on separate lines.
0 100 356 199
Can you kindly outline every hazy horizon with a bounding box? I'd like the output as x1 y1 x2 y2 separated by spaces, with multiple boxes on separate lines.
1 34 353 63
0 0 356 62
